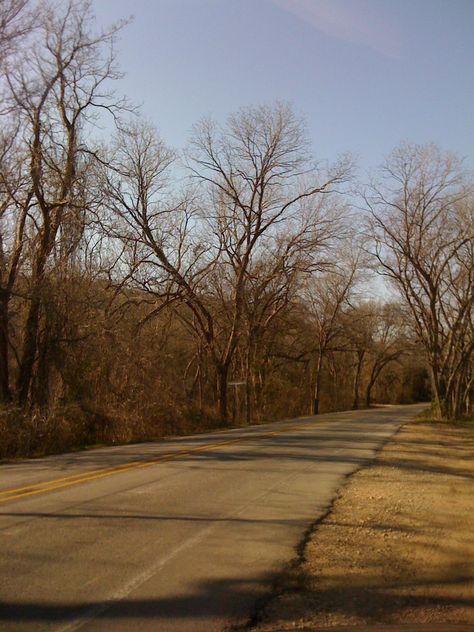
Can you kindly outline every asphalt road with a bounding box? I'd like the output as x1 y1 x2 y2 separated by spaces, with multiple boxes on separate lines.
0 404 425 631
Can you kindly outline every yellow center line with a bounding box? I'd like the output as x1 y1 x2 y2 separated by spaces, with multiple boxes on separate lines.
0 437 243 497
0 423 310 504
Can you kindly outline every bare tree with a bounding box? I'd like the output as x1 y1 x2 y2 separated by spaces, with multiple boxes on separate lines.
187 103 352 421
367 143 474 419
303 244 361 414
239 217 331 423
363 302 407 408
102 119 218 414
0 0 38 402
0 0 35 65
1 0 127 406
341 302 374 410
106 104 352 422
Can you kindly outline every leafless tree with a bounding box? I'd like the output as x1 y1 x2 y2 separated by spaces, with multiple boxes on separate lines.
106 104 352 422
340 302 374 410
367 143 474 419
1 0 128 406
363 302 407 408
187 103 352 421
239 216 332 422
101 118 220 423
0 0 35 65
303 244 361 414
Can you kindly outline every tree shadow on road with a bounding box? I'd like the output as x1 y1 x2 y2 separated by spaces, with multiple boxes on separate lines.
0 571 473 627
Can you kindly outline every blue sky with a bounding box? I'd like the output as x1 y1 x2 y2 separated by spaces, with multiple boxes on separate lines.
91 0 474 171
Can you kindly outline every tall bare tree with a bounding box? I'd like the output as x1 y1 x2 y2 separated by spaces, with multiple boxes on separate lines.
367 143 474 419
186 103 353 421
1 0 127 406
106 104 352 422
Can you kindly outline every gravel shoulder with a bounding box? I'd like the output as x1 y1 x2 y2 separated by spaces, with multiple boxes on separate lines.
249 420 474 630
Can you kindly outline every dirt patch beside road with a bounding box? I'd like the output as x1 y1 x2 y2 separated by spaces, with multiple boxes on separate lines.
250 421 474 630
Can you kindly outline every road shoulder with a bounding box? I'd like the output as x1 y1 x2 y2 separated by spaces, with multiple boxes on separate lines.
247 421 474 630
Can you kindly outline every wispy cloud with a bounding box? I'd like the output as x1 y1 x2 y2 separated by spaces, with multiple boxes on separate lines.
270 0 402 60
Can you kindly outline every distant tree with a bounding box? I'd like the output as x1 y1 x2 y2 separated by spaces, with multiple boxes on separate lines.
342 302 374 410
303 245 361 414
364 302 407 408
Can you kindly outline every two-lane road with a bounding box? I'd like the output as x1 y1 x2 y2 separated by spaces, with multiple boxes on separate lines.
0 404 425 631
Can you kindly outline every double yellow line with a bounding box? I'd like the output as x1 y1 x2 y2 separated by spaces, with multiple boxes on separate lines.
0 422 309 505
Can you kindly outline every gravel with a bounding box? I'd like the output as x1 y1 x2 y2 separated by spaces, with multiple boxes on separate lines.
249 421 474 630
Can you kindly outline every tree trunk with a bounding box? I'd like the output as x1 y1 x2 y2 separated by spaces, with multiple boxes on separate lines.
352 351 365 410
217 363 229 424
365 380 374 408
313 349 323 415
255 358 268 422
17 292 42 406
245 340 253 425
31 321 56 411
365 365 380 408
0 295 12 402
429 364 448 419
448 375 463 421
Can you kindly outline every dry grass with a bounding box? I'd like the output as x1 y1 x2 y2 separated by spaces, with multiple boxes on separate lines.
251 422 474 630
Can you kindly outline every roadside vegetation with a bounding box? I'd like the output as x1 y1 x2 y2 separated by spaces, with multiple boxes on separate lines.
0 1 472 458
415 407 474 427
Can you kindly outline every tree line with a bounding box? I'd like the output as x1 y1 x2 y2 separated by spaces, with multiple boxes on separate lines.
0 1 472 457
